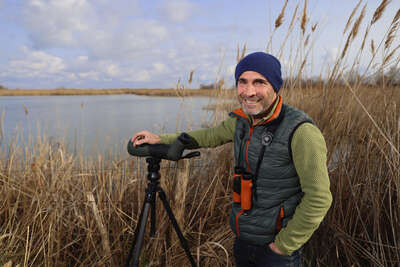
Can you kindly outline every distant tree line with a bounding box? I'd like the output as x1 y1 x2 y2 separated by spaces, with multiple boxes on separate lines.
345 66 400 87
200 66 400 90
283 66 400 89
200 78 225 90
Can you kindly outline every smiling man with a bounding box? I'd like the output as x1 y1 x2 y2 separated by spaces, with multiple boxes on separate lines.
131 52 332 267
237 70 277 118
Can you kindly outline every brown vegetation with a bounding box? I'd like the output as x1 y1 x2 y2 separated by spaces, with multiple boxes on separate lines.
0 88 219 97
1 83 399 266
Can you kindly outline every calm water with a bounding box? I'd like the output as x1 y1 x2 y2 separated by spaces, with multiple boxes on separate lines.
0 94 213 156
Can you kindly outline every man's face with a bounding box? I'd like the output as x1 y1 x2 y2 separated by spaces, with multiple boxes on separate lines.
237 71 277 116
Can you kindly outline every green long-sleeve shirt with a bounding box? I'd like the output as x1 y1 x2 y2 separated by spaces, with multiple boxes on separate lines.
160 103 332 255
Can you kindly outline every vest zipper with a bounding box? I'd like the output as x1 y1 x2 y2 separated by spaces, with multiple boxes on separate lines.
232 98 285 239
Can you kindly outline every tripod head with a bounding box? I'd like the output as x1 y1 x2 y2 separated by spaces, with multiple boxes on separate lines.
127 133 200 161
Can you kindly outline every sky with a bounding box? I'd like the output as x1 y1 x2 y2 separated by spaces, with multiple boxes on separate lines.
0 0 398 89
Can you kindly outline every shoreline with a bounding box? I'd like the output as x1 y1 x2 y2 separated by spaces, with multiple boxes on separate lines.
0 88 231 97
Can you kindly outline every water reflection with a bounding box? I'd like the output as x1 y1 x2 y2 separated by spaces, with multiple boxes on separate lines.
0 94 213 156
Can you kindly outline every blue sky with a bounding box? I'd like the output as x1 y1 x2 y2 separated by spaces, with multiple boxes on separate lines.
0 0 398 89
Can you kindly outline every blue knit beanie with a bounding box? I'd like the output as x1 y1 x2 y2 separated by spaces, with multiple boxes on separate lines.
235 52 283 93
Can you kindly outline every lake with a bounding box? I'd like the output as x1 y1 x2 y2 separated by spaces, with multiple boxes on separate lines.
0 94 214 156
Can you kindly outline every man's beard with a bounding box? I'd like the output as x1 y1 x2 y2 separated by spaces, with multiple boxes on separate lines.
239 96 269 115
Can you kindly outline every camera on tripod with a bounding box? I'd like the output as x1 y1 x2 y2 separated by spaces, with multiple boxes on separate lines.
125 133 199 267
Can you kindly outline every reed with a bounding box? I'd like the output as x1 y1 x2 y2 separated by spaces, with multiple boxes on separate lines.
274 0 288 29
1 84 399 266
371 0 391 25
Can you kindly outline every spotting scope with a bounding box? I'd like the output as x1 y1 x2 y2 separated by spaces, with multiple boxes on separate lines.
127 132 199 161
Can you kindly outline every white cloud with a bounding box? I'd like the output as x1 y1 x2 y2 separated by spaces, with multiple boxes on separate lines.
2 0 225 88
134 70 151 82
76 60 117 80
78 71 100 80
76 60 155 83
327 47 339 62
92 19 168 59
66 73 77 80
77 56 88 62
160 0 197 23
168 50 177 59
22 0 168 61
24 0 93 48
106 64 120 77
153 62 167 73
8 46 65 78
123 70 151 82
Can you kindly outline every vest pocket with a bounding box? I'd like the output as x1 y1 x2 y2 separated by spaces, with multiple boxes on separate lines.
230 204 283 241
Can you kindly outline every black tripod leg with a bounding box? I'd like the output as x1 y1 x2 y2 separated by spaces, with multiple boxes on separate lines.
158 189 197 267
125 201 152 267
150 196 156 236
125 202 146 267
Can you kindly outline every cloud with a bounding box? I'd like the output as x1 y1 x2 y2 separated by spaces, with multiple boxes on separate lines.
153 62 167 73
22 0 167 61
23 0 93 48
106 64 120 77
159 0 197 23
7 46 65 78
327 47 339 62
78 71 100 80
86 19 169 60
122 69 151 82
77 56 88 62
1 0 228 88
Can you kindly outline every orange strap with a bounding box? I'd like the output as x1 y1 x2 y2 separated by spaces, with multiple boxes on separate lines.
235 210 244 237
276 206 284 231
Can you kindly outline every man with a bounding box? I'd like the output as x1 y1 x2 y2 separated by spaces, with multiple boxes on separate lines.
131 52 332 267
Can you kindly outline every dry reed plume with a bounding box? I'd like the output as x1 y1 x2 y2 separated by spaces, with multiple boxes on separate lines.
274 0 288 29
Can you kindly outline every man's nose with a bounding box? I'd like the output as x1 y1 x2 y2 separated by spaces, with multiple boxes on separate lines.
244 84 256 96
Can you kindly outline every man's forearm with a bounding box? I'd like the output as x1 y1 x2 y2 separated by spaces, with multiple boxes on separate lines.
160 117 236 148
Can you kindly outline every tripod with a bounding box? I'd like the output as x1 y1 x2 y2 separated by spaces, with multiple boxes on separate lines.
125 157 197 267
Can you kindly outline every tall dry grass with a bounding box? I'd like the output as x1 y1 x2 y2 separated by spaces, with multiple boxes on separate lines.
282 84 400 266
0 135 236 266
1 0 400 266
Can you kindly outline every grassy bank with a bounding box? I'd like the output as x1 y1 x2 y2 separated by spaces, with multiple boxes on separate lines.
0 88 223 97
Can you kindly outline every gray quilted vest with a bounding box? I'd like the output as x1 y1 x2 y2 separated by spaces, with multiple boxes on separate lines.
229 103 314 245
